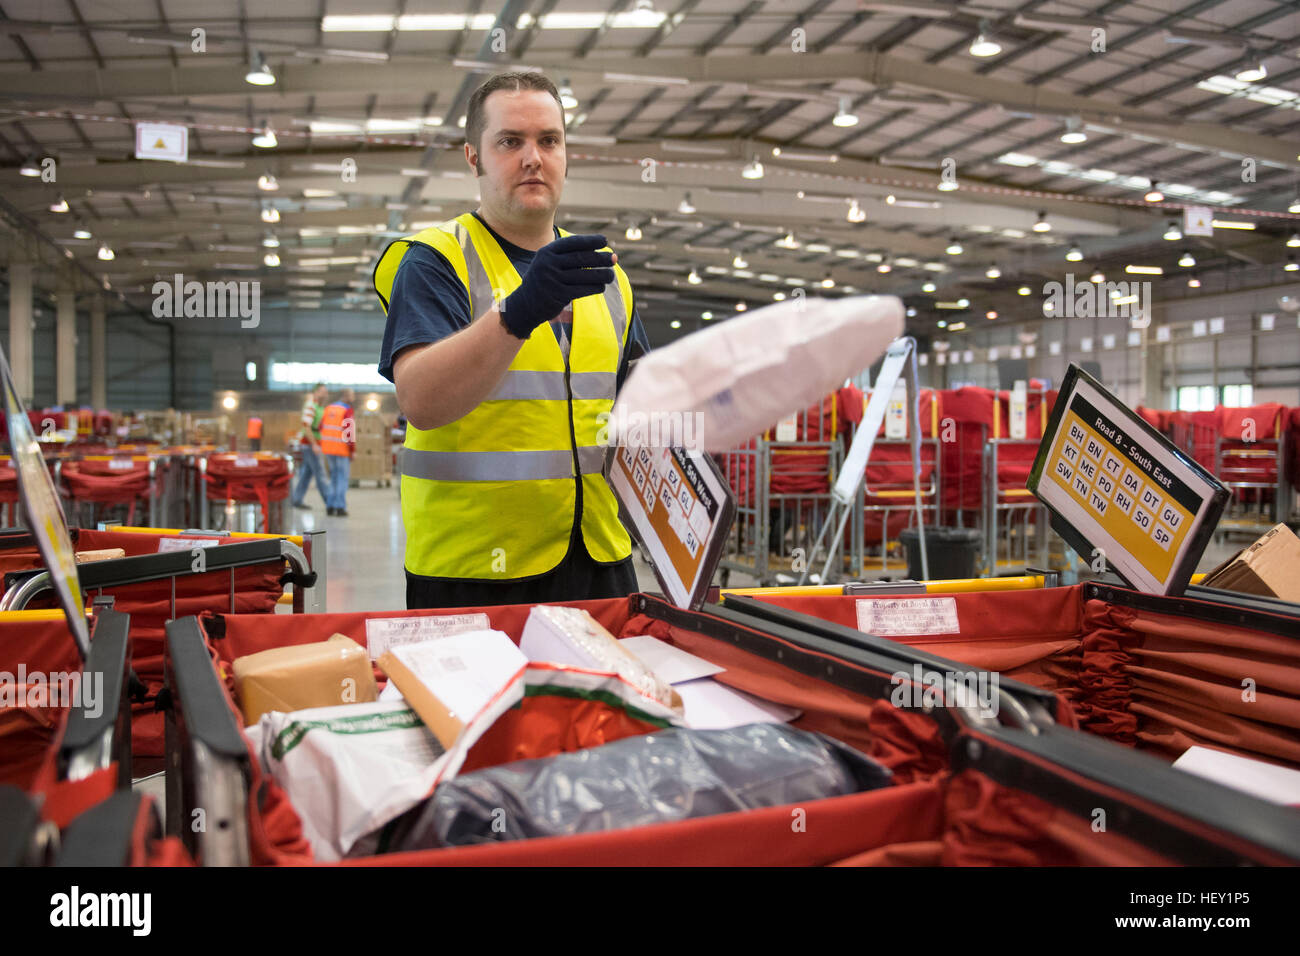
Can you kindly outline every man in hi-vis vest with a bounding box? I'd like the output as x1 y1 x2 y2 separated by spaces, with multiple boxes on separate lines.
375 71 650 609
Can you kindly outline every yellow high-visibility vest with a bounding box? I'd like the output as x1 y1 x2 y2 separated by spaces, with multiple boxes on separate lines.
373 212 633 579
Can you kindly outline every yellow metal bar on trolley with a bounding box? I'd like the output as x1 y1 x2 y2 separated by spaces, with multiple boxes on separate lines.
0 609 79 623
721 584 845 598
723 572 1209 599
722 575 1049 597
107 526 304 547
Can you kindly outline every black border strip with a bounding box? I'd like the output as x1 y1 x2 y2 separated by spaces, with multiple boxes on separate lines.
59 608 130 755
164 616 249 760
962 723 1300 864
54 791 155 868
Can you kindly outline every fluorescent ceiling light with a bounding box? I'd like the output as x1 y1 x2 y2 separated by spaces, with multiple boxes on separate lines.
1211 219 1255 230
1125 265 1163 275
1015 13 1107 31
1163 27 1251 50
858 1 957 17
661 141 730 155
518 10 666 30
969 34 1002 57
1000 154 1241 205
741 158 764 179
365 118 421 133
1196 75 1300 111
302 188 337 198
321 15 395 31
606 72 689 86
252 127 278 149
1179 251 1195 267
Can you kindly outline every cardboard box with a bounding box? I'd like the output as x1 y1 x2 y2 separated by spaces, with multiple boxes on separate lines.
232 634 378 724
1201 523 1300 603
377 630 527 749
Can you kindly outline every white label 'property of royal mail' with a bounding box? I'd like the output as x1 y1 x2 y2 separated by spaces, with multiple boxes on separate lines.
856 597 960 636
365 613 491 659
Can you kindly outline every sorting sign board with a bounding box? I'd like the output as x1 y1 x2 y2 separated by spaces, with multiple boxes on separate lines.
0 346 90 658
1029 364 1227 595
610 445 735 610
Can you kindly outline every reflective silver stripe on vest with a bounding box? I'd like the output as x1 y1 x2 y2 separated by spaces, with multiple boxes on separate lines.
570 371 616 401
453 222 497 321
402 448 576 481
488 370 568 401
485 370 616 401
603 278 628 346
577 445 608 474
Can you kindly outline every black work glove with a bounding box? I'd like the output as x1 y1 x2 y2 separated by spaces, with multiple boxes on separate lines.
500 234 614 340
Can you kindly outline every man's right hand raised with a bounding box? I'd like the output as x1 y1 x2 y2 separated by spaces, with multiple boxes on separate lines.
500 234 615 340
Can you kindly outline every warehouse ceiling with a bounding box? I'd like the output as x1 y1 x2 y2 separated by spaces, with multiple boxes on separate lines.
2 0 1300 344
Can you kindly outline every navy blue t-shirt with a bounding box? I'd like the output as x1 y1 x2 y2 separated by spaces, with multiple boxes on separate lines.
377 212 649 385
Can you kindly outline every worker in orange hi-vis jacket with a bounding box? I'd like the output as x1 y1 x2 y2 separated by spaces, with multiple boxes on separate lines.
246 415 263 452
319 388 356 517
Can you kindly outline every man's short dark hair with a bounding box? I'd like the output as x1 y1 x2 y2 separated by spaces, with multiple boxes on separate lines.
465 71 564 172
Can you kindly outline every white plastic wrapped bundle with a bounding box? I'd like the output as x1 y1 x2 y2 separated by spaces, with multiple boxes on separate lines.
609 294 904 452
